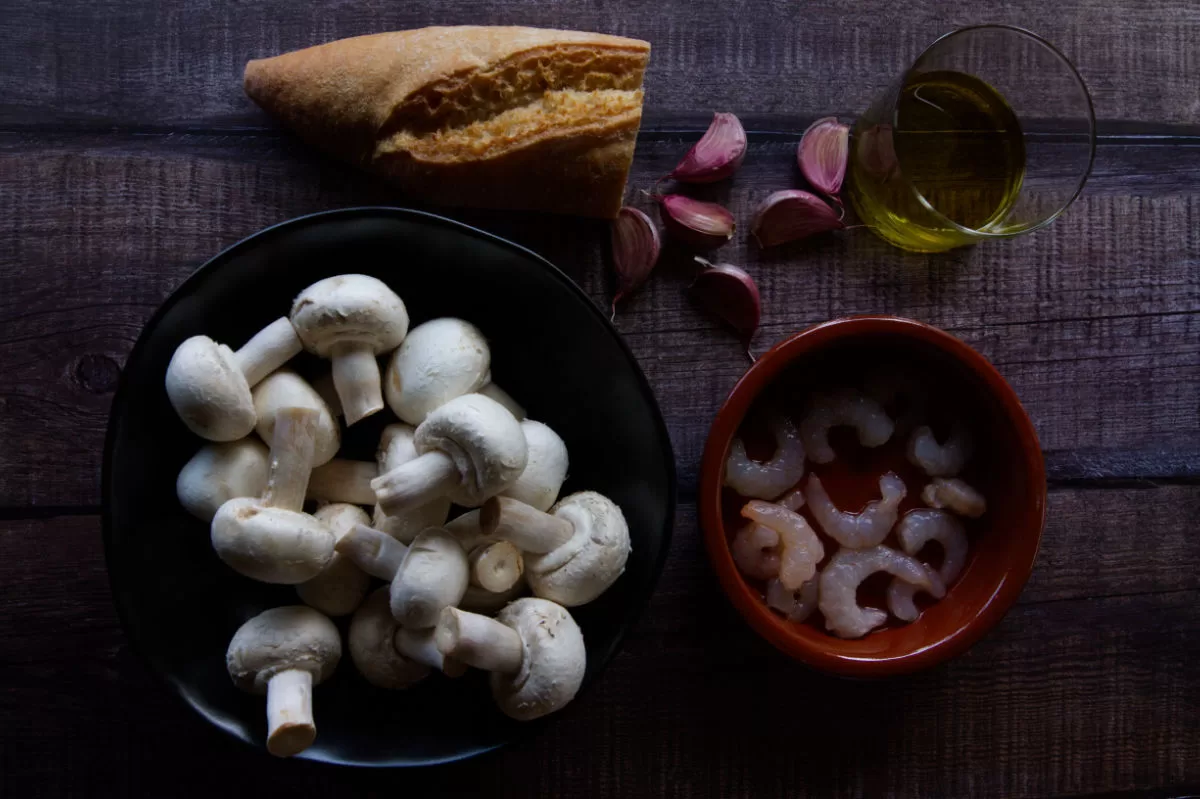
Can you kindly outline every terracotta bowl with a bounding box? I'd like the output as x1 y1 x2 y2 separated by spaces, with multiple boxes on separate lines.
698 317 1046 677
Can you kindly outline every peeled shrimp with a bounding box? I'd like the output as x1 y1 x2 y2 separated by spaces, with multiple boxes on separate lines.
741 500 824 590
724 415 806 499
730 523 780 581
922 477 987 518
799 389 895 464
766 576 820 622
907 422 973 477
886 508 965 621
819 545 936 638
777 486 805 512
804 472 907 549
886 567 946 622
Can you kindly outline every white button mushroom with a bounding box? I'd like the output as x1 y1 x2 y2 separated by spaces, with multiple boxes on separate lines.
176 438 269 522
290 275 409 426
211 407 335 584
480 491 631 606
335 524 469 629
252 370 341 466
383 318 490 425
295 504 372 617
435 598 586 721
306 458 378 506
225 605 341 757
166 318 302 441
477 382 525 421
371 393 528 516
348 589 430 689
371 423 451 543
501 419 569 512
443 510 530 612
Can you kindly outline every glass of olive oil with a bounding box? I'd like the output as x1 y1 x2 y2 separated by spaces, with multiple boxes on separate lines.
847 25 1095 252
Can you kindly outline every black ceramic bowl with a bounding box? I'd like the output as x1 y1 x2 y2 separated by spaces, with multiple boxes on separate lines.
102 208 675 766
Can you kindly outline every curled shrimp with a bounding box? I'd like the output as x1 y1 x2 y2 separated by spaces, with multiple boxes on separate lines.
777 485 805 512
799 389 894 464
922 477 987 518
886 509 967 621
742 500 824 590
766 575 819 622
907 422 973 477
730 523 780 581
819 545 936 638
724 415 806 499
804 472 907 549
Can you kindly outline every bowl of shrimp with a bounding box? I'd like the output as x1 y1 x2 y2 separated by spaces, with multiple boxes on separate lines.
698 316 1046 677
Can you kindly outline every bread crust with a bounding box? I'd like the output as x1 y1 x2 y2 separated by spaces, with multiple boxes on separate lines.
245 27 651 218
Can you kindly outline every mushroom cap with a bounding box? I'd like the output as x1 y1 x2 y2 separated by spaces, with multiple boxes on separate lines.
348 589 429 689
390 528 470 628
252 370 341 465
296 504 372 616
384 318 491 425
211 497 335 584
290 274 409 357
525 491 631 606
373 423 452 542
501 420 569 512
490 598 586 720
226 605 341 694
176 438 270 522
165 336 256 441
416 393 528 507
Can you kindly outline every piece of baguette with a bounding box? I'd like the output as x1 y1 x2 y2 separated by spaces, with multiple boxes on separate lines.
244 26 651 219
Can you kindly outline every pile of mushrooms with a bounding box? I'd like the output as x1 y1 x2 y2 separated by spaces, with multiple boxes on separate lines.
167 276 631 757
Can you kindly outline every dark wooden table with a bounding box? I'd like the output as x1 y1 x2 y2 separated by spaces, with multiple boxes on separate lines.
2 1 1198 796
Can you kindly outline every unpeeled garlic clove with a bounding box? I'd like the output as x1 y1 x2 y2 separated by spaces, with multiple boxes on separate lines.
798 117 849 197
610 207 661 319
666 112 747 183
751 190 844 248
658 194 736 251
689 257 761 357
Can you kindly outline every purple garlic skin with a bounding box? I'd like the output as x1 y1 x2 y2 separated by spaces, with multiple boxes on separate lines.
658 194 736 251
667 112 748 183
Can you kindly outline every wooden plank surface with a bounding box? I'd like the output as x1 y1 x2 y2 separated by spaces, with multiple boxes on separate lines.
2 0 1200 129
2 0 1199 795
2 487 1197 797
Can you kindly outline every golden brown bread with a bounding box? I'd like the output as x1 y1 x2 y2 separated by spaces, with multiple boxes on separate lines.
244 27 651 218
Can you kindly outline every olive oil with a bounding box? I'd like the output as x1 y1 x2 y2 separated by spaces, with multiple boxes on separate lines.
847 70 1026 252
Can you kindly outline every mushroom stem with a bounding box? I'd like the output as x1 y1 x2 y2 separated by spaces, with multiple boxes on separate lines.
480 497 574 554
307 459 378 506
435 607 524 674
265 668 316 758
394 628 467 678
478 383 525 420
330 340 385 425
469 541 523 593
335 524 409 580
371 451 459 517
261 407 319 512
236 318 303 388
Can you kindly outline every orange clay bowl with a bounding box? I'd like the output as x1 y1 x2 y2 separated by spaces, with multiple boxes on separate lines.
698 317 1046 677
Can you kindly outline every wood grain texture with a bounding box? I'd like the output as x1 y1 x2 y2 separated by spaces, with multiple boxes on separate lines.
2 0 1200 129
1 135 1197 507
3 492 1198 796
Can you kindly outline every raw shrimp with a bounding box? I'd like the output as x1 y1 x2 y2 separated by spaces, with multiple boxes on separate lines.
819 545 936 638
724 415 806 499
730 523 780 581
766 576 820 622
742 500 824 590
886 567 946 622
886 508 967 621
922 477 987 518
907 422 973 477
799 389 895 464
804 472 907 549
865 367 928 435
777 486 806 512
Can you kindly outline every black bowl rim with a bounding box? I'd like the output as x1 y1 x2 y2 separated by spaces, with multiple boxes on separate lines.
100 206 677 768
